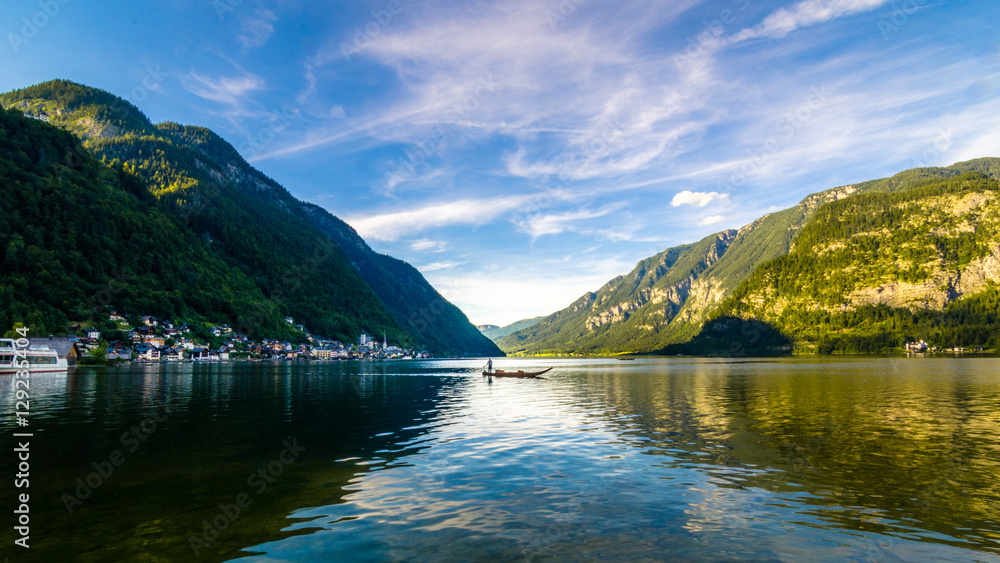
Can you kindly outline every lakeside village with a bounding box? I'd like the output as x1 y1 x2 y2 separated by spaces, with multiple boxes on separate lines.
25 311 430 366
904 339 985 354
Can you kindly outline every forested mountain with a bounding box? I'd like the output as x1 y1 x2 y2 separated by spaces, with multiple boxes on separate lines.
499 158 1000 355
692 171 1000 354
0 105 291 337
0 80 498 355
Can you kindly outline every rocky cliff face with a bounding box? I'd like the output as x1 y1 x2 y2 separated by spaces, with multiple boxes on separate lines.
845 194 1000 311
838 247 1000 313
711 171 1000 351
804 188 999 313
585 229 737 332
498 230 739 354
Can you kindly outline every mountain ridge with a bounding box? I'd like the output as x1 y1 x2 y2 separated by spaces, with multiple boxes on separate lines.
1 79 500 356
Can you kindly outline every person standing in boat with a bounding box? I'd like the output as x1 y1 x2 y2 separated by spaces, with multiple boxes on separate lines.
487 358 493 373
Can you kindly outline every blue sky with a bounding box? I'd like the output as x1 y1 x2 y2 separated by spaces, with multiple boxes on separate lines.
2 0 998 325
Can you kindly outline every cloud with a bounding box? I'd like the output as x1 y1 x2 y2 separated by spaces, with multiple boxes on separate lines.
729 0 893 44
410 239 449 252
515 204 627 239
381 167 451 198
292 0 898 189
698 215 727 226
238 8 278 49
586 224 649 243
181 70 265 109
263 0 713 173
419 261 466 272
347 195 529 242
670 190 729 208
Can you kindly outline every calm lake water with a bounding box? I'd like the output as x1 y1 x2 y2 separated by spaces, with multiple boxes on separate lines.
2 357 999 562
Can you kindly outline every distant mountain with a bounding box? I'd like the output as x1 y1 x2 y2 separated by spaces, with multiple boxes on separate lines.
478 317 545 341
499 158 1000 355
499 232 737 354
1 80 497 355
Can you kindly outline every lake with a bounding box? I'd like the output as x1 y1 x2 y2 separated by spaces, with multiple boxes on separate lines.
1 357 999 562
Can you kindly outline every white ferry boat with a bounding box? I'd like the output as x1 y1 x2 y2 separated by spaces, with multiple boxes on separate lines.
0 338 69 373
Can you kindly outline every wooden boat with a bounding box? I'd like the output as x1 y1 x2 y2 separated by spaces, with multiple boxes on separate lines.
617 357 635 361
482 367 552 378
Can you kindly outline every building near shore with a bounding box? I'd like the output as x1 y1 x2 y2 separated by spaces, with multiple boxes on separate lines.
28 337 80 366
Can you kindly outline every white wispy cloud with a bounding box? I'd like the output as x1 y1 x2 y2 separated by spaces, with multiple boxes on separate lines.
585 223 652 243
514 204 624 239
264 0 713 174
698 215 727 226
181 70 265 109
410 239 449 252
347 195 530 242
279 0 886 180
264 0 896 179
381 167 451 197
419 261 466 272
728 0 893 44
254 0 938 180
671 190 729 208
238 8 278 49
